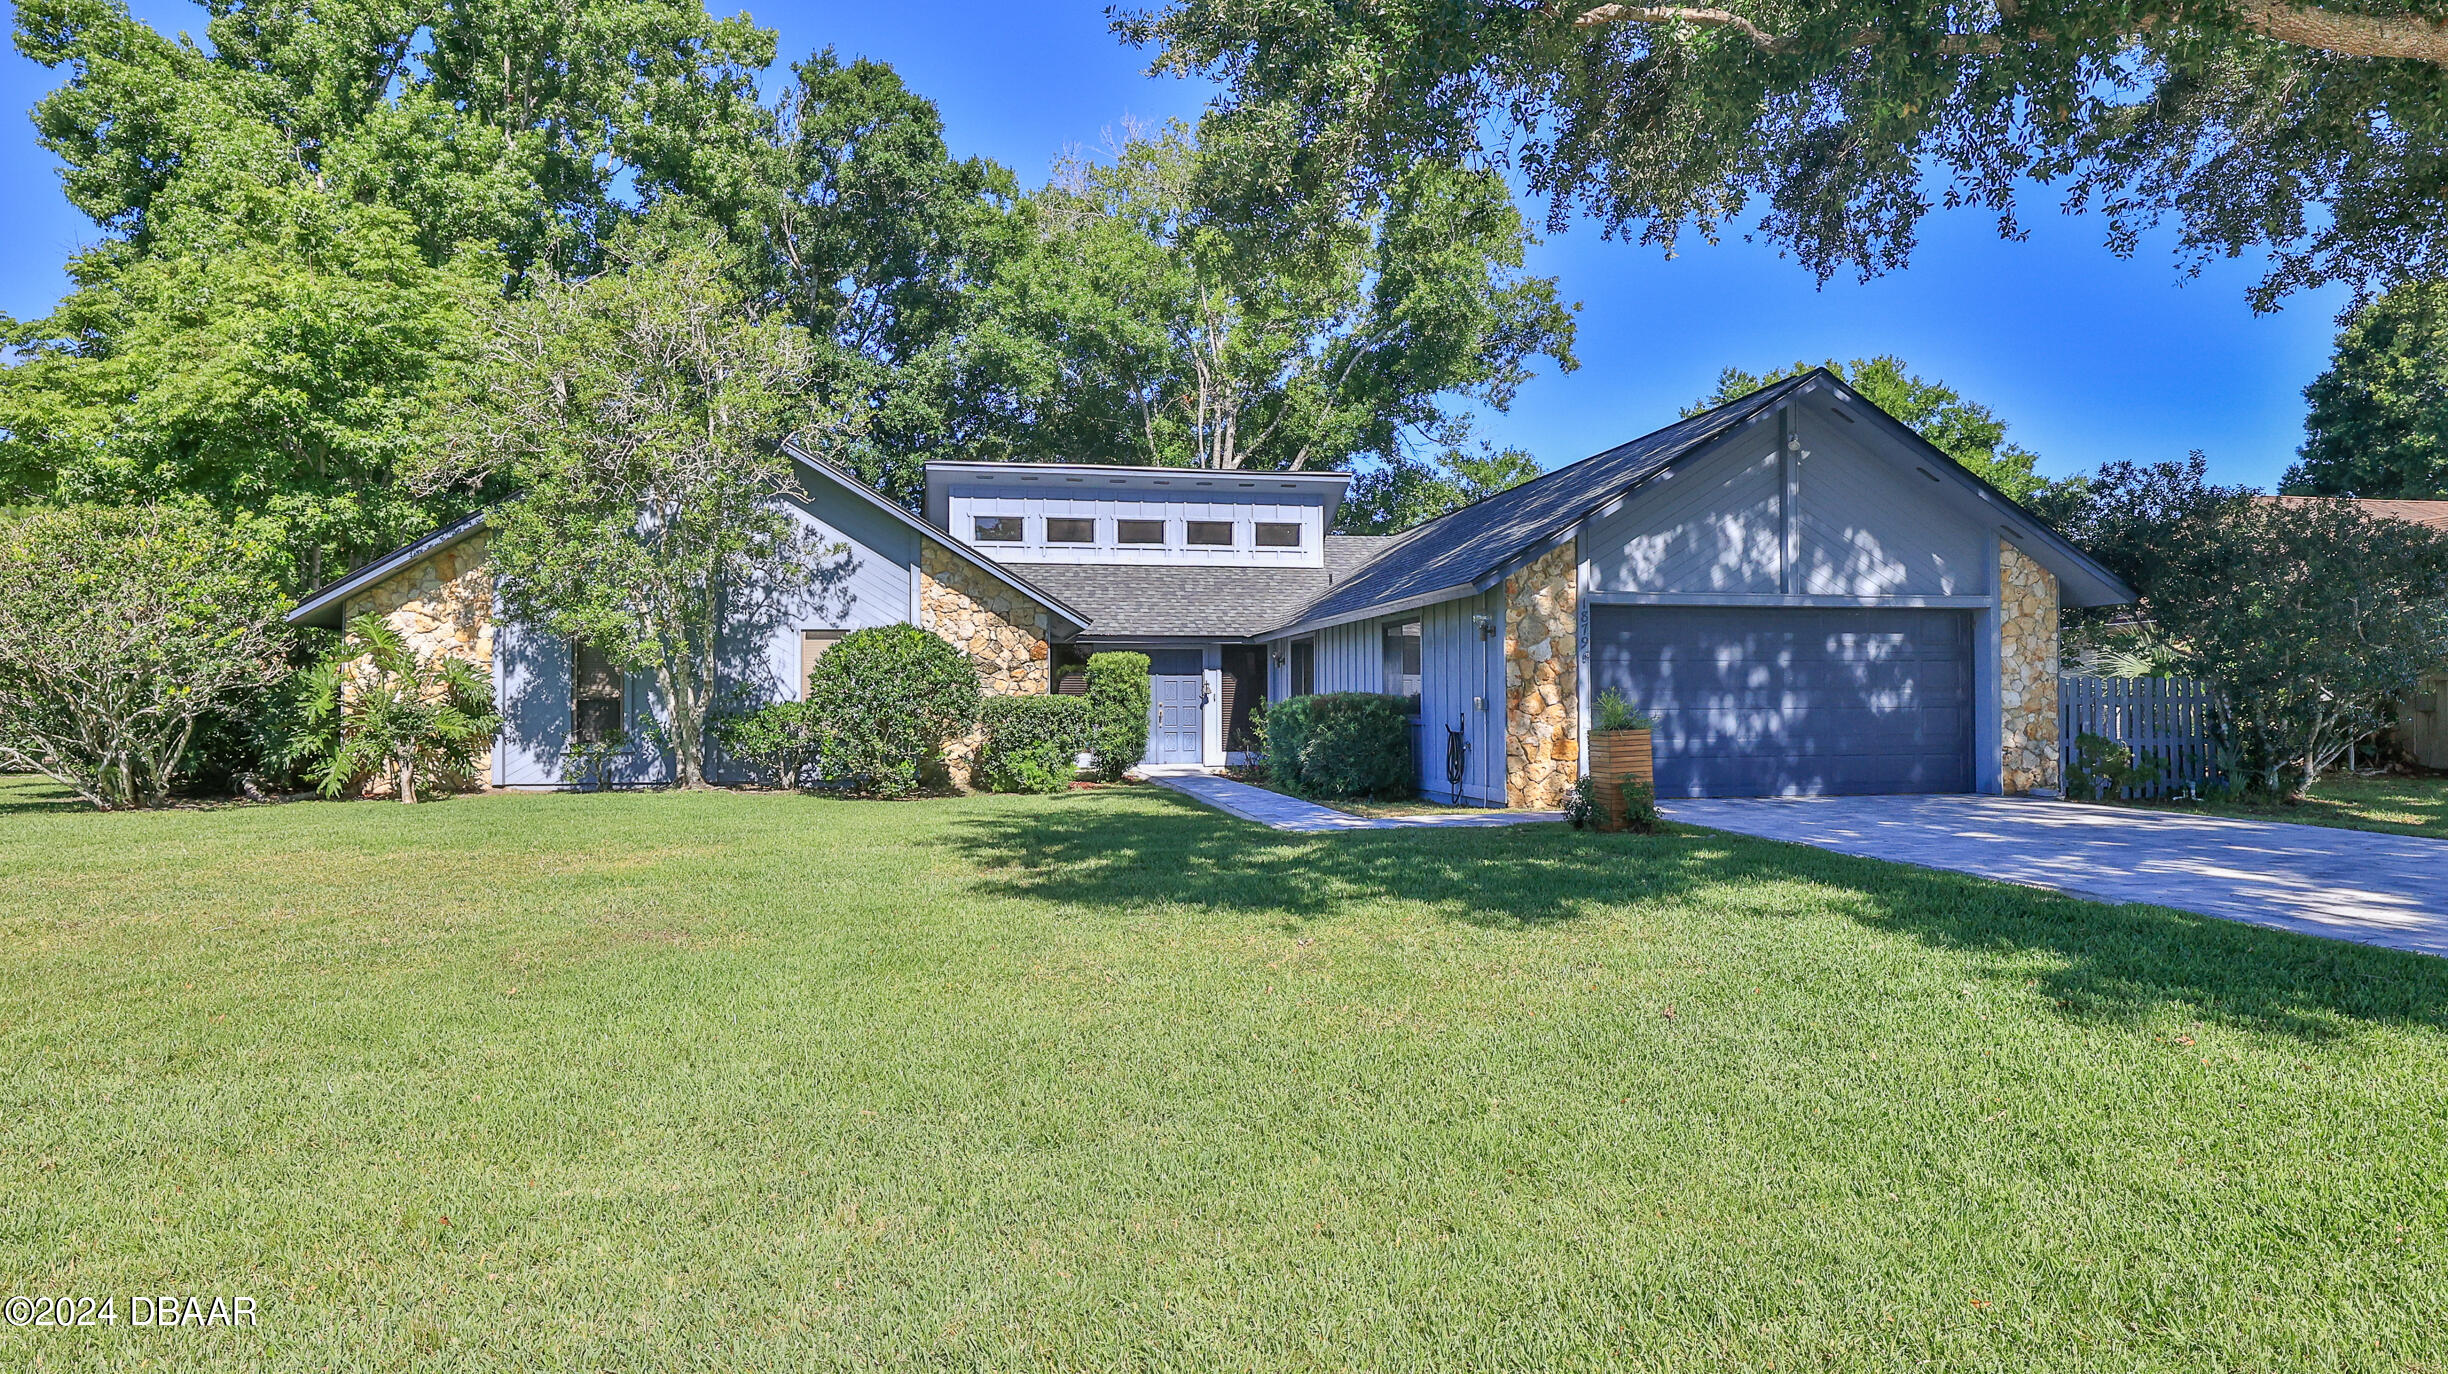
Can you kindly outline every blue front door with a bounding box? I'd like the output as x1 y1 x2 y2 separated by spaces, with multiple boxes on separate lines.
1147 650 1205 765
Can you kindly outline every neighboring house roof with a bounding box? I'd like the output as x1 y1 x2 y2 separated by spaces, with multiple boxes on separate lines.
2271 495 2448 532
1016 535 1408 641
285 448 1092 633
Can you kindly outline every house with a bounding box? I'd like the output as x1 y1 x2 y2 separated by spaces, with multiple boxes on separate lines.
286 369 2133 803
2273 495 2448 770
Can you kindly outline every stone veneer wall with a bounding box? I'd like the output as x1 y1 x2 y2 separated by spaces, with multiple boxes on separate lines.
1998 540 2061 795
1504 539 1580 809
919 537 1053 787
342 532 497 789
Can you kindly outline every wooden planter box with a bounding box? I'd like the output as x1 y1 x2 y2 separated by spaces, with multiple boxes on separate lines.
1586 729 1655 832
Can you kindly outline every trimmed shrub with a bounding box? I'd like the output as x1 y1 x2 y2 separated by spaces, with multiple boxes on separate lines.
0 505 289 809
715 699 820 788
1266 692 1414 799
2064 730 2165 801
802 624 980 797
977 695 1094 794
1083 651 1152 780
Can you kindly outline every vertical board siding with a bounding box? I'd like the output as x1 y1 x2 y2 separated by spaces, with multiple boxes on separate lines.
1791 414 1989 597
1413 594 1503 804
2057 675 2217 799
496 469 920 788
1312 620 1381 693
1278 596 1503 805
1583 440 1783 594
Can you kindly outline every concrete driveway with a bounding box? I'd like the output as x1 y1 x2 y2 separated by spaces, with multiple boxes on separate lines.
1662 795 2448 958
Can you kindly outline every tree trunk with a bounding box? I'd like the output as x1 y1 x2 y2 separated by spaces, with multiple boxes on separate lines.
657 661 707 789
397 748 418 805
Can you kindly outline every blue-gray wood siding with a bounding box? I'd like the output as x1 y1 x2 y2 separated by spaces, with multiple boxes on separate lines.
493 466 921 787
1584 412 1990 598
1263 589 1505 805
1584 436 1784 594
1791 412 1989 597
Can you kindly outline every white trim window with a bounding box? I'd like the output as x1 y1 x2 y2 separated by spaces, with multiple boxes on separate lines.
1381 619 1422 716
571 642 626 743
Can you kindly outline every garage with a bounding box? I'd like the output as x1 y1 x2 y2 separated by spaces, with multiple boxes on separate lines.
1590 606 1975 798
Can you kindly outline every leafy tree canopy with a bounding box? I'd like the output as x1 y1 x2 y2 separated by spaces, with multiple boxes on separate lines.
422 215 849 790
2286 281 2448 499
2061 454 2448 794
716 53 1029 504
0 0 783 585
1690 354 2048 501
1338 442 1543 534
1125 0 2448 309
14 0 774 275
954 124 1575 509
0 192 494 588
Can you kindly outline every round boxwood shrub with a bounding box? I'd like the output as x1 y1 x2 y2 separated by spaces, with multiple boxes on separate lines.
977 695 1094 794
802 624 980 796
1083 651 1151 780
1266 692 1414 799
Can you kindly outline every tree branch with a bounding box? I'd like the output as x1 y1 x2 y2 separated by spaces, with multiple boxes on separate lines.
1567 0 2448 66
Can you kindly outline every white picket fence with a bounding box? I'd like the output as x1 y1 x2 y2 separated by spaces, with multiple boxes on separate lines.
2057 675 2219 799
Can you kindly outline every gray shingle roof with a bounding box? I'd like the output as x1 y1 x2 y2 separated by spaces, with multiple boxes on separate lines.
1018 535 1408 639
1279 374 1817 629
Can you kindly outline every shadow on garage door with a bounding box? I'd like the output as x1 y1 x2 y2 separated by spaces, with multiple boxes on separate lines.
1590 605 1974 797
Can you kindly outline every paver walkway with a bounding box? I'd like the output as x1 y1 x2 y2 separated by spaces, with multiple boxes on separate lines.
1664 794 2448 958
1148 772 1562 833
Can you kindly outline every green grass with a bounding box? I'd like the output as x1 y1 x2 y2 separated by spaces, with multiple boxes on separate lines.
2112 772 2448 840
3 775 2445 1372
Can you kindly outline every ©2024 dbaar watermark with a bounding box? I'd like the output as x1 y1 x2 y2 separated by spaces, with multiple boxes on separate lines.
6 1294 258 1329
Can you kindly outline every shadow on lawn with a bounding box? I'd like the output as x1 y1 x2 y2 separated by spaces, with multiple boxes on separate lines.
946 788 2448 1042
0 776 91 816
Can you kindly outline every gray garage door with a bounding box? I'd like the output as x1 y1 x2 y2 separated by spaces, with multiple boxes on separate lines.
1591 606 1974 798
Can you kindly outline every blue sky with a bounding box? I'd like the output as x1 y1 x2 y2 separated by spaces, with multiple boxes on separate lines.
0 0 2349 489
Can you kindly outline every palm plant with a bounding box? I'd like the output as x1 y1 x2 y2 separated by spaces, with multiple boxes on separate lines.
299 614 502 804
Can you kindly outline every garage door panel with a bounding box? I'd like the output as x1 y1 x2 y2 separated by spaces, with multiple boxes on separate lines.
1593 606 1975 797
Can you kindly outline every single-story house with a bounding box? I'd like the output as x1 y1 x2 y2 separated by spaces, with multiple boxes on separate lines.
2274 495 2448 770
287 368 2133 804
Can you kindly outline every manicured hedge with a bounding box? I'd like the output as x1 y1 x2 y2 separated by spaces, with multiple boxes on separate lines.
802 624 980 796
1083 652 1151 781
1265 692 1414 799
977 695 1093 794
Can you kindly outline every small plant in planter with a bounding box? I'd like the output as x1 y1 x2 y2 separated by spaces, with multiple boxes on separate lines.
1585 688 1656 831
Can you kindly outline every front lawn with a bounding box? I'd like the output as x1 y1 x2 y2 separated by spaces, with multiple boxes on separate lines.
3 776 2444 1371
2111 771 2448 840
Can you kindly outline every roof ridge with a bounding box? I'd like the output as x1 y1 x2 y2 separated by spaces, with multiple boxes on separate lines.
1258 372 1820 634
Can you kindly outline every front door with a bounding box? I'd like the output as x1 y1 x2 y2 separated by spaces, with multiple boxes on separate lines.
1147 649 1205 765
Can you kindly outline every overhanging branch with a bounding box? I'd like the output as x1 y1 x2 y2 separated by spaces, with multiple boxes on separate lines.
1566 0 2448 67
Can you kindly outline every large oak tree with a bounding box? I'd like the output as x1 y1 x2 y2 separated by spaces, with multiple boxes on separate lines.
1125 0 2448 308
